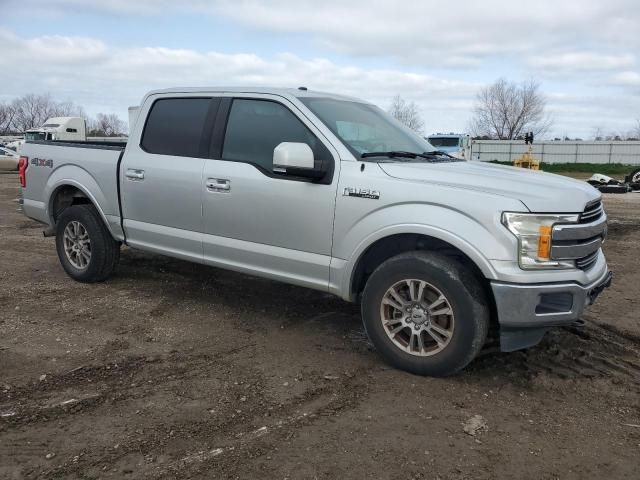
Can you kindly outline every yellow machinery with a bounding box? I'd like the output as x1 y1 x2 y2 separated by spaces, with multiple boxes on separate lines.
513 146 540 170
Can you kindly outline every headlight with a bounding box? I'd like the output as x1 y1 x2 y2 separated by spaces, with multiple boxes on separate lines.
502 212 579 269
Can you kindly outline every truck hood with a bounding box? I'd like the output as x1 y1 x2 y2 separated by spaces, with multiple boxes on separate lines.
378 160 600 212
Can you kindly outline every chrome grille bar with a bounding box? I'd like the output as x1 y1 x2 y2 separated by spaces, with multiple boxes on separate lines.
551 199 606 271
580 200 603 223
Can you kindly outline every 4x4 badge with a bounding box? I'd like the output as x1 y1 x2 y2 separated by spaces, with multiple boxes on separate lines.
343 187 380 200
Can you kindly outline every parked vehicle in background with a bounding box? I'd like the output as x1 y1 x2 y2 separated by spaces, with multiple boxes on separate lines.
2 139 24 152
25 117 87 142
427 133 470 159
24 117 128 145
0 146 20 170
626 167 640 185
19 87 612 376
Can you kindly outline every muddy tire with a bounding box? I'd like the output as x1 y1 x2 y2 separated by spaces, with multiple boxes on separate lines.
361 251 489 377
55 204 120 282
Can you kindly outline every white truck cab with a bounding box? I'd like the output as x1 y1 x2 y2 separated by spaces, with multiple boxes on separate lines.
24 117 87 142
427 133 471 159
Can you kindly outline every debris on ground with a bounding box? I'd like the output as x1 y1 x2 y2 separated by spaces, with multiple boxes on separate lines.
462 415 488 436
587 173 634 193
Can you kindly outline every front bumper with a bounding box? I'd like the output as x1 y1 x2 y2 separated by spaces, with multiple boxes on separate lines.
491 268 612 351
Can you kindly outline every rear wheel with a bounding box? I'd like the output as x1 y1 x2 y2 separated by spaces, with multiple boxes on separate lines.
55 205 120 282
361 251 489 376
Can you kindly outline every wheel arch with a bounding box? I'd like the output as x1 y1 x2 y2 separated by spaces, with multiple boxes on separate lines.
346 230 497 303
47 181 117 239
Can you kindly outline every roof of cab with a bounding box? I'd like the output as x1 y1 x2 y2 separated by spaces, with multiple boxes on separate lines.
142 87 366 104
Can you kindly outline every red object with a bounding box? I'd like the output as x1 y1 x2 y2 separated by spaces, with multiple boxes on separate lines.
18 156 28 187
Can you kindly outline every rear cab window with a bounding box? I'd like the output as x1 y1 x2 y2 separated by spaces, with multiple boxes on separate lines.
141 97 218 158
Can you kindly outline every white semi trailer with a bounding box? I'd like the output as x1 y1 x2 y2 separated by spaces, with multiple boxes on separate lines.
24 117 127 146
24 117 87 142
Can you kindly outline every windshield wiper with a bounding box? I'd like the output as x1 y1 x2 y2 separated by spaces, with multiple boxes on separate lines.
428 150 455 158
361 151 430 160
360 150 455 161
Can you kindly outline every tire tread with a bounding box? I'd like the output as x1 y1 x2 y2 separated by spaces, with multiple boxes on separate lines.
55 204 119 283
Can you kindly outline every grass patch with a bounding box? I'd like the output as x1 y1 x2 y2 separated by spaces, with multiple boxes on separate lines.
488 161 634 175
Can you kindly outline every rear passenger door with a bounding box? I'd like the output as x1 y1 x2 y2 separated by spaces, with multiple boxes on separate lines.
121 96 219 262
201 95 340 291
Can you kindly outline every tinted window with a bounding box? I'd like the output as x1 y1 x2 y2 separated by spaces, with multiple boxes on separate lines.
141 98 211 157
222 99 330 172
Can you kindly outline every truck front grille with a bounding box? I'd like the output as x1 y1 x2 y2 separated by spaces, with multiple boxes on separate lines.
551 200 606 271
579 200 603 224
575 251 599 270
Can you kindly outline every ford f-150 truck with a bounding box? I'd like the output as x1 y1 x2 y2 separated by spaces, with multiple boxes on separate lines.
19 87 612 376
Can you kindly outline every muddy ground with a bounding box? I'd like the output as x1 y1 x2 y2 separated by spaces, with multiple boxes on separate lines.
1 172 639 479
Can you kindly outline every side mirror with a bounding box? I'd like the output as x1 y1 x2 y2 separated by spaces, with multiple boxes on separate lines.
273 142 314 170
273 142 325 180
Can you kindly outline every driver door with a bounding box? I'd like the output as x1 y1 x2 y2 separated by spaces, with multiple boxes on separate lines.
201 95 340 290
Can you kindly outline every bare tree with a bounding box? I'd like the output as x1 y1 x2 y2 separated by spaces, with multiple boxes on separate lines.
470 78 552 140
54 100 87 119
8 93 86 133
88 113 126 137
592 126 605 141
632 119 640 140
388 95 424 134
10 93 57 133
0 102 16 134
4 93 125 137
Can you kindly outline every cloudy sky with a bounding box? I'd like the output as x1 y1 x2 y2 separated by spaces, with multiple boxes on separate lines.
1 0 639 138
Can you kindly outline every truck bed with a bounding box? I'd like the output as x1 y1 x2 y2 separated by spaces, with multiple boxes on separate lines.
21 140 126 239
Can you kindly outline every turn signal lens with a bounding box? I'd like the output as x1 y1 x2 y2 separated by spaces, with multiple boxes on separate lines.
537 225 552 260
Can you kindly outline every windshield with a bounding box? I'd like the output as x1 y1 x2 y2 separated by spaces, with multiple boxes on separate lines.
25 132 46 141
428 137 460 148
299 97 435 158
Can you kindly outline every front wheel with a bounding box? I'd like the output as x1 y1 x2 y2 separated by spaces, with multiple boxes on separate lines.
55 204 120 282
361 252 489 376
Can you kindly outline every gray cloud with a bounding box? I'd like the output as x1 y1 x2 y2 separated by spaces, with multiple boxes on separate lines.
0 28 479 134
3 0 640 137
10 0 640 67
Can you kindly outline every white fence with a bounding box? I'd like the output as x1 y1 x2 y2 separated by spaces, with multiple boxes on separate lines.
470 140 640 165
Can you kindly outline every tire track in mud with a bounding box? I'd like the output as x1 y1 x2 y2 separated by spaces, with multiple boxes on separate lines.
2 347 372 479
0 345 260 430
149 375 372 479
471 320 640 386
32 371 371 480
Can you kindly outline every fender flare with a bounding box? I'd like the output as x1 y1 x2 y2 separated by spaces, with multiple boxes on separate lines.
340 224 500 301
46 177 117 238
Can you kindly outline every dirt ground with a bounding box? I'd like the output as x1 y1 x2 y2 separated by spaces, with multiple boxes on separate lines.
1 172 639 480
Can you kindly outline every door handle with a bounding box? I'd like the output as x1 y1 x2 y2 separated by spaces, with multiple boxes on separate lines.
206 178 231 193
125 169 145 180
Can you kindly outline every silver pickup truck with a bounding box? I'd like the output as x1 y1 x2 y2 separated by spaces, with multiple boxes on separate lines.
19 87 612 376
